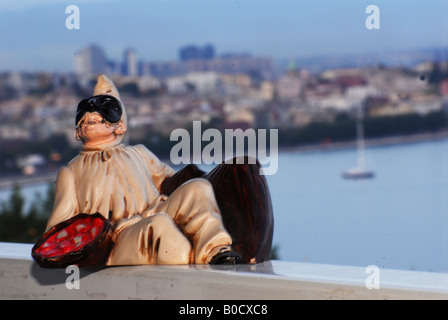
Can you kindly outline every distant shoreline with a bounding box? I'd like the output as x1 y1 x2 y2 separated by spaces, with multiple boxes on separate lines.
0 170 58 191
279 129 448 154
1 130 447 191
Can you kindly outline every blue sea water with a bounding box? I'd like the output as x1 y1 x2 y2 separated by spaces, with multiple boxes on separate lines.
266 139 448 273
2 139 448 273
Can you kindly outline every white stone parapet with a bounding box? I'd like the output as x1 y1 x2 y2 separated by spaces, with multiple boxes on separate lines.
0 242 447 300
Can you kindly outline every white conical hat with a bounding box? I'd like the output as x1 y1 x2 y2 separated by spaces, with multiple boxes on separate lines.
93 74 121 99
92 74 128 142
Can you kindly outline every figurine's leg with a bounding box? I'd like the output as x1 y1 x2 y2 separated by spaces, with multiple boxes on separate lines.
107 213 192 265
156 178 233 264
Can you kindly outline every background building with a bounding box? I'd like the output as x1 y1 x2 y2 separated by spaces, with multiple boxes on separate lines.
123 48 138 76
74 44 108 76
179 44 216 62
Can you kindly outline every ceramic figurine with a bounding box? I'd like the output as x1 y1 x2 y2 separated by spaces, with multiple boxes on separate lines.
32 74 273 268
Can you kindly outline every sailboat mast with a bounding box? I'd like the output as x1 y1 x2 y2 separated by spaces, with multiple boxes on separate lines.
356 105 366 169
342 97 374 180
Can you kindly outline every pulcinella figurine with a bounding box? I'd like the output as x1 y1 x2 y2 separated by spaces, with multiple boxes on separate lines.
32 74 273 268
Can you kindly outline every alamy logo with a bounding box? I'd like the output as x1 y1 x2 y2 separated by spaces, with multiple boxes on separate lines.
65 265 80 290
65 5 80 30
365 265 380 289
365 5 380 30
170 121 278 175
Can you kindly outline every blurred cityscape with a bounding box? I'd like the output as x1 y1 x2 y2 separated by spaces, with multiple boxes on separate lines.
1 43 448 177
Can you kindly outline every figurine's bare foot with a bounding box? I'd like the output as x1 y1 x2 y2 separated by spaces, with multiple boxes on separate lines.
209 248 241 265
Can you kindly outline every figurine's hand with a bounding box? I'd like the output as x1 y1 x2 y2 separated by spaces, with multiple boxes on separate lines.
141 195 167 218
114 215 143 234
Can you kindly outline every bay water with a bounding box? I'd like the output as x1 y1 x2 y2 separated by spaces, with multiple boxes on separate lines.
267 138 448 273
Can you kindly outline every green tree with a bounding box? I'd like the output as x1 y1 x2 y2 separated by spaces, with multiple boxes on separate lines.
0 182 53 243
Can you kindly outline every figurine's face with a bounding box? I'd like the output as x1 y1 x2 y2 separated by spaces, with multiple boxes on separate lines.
75 112 126 148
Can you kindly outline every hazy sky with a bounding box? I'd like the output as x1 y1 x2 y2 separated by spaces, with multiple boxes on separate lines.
0 0 447 72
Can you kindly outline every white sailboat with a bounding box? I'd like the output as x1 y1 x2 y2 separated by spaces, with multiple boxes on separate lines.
342 107 375 180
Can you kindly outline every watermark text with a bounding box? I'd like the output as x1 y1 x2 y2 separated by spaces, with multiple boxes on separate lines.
65 265 80 290
66 5 80 30
170 121 278 175
365 5 380 30
365 265 380 289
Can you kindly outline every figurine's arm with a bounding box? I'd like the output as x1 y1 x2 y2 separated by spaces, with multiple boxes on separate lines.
160 164 206 196
45 166 79 231
134 145 175 193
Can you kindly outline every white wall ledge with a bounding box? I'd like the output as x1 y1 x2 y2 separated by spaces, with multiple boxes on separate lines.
1 242 447 300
